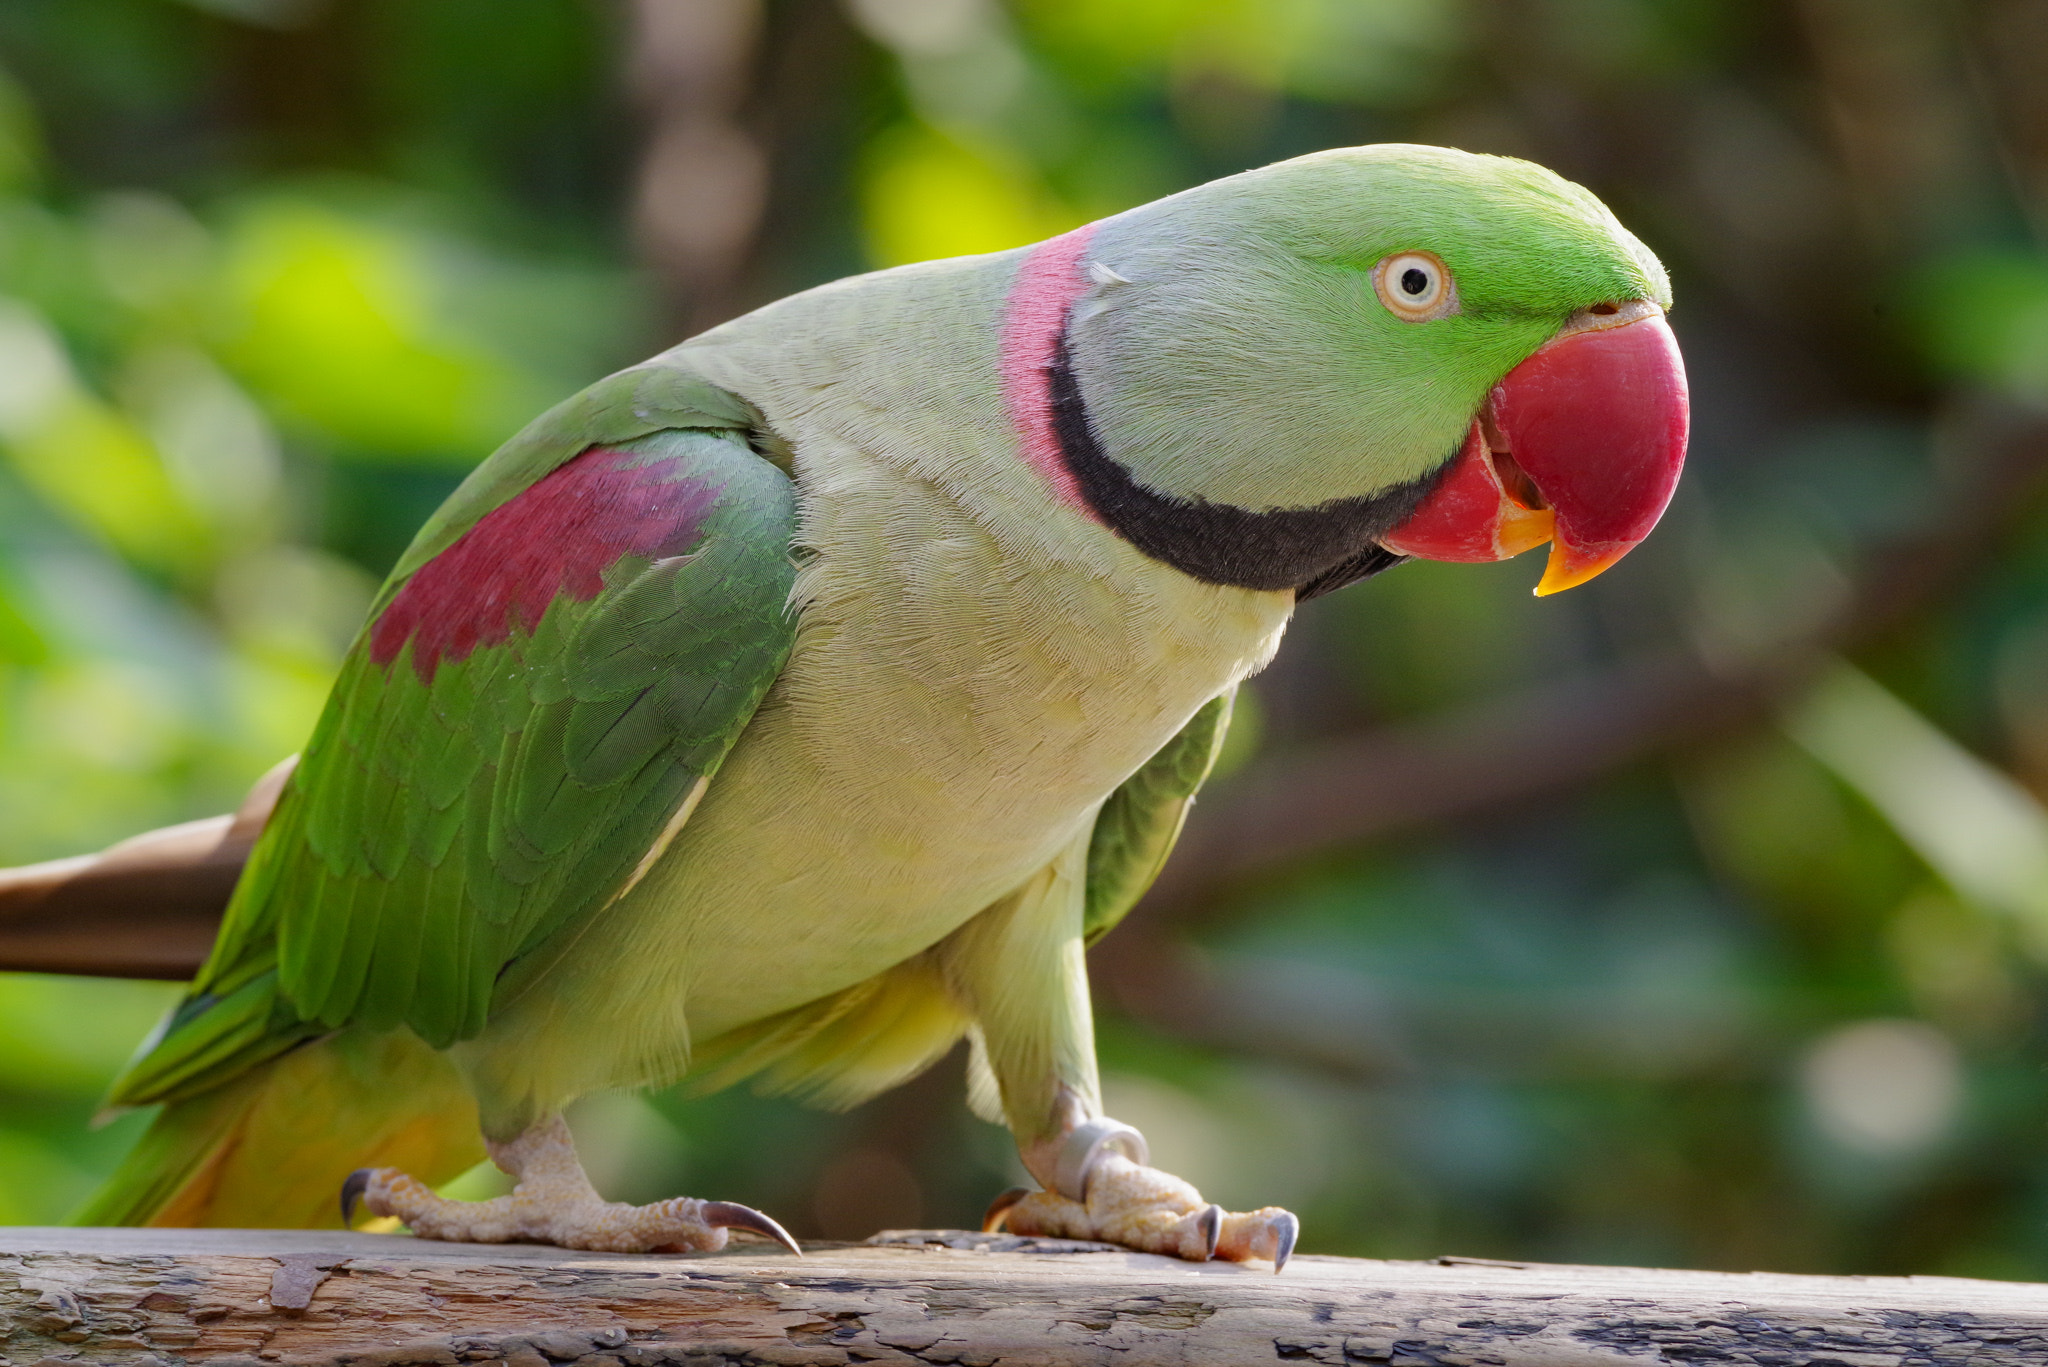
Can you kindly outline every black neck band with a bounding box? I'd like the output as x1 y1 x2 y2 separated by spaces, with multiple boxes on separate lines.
1047 330 1434 597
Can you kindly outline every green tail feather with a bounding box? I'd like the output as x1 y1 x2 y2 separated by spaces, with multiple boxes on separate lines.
72 1077 259 1227
103 965 322 1112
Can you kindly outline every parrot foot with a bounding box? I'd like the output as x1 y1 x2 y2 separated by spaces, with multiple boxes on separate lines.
988 1152 1299 1271
341 1114 800 1256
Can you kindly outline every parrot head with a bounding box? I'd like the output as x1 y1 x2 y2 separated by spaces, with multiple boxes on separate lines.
1034 143 1687 597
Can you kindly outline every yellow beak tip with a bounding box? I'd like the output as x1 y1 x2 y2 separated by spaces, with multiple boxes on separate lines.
1532 541 1633 597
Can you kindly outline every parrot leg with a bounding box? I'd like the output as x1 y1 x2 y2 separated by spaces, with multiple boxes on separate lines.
942 855 1299 1270
341 1114 799 1256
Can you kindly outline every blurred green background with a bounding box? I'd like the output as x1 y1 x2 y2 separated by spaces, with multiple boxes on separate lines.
6 0 2048 1279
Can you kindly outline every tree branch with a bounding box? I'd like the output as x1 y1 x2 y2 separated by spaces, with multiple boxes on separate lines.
627 0 769 337
0 758 288 979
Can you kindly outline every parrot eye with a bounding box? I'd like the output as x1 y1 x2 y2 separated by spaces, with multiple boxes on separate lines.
1374 251 1455 322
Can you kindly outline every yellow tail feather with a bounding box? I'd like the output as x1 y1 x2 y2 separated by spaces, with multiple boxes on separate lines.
78 1028 483 1229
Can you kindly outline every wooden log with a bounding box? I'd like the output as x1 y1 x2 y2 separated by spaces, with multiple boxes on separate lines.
3 1227 2044 1366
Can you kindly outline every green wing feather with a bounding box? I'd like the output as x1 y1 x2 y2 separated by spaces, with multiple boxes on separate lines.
1082 688 1235 946
109 364 798 1110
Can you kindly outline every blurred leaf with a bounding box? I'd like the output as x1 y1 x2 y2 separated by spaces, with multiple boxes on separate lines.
1016 0 1462 103
862 125 1080 267
0 64 39 193
216 199 530 463
1682 732 1913 927
1325 555 1548 718
0 202 100 342
85 191 213 318
123 346 282 544
0 973 180 1095
0 1129 94 1225
0 587 48 666
1887 888 2022 1038
0 300 213 573
1786 664 2048 955
1908 249 2048 401
167 0 329 27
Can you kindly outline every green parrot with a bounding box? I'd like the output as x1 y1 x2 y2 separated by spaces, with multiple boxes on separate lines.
77 144 1687 1268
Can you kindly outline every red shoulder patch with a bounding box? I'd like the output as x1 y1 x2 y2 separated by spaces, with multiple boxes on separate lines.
371 446 722 681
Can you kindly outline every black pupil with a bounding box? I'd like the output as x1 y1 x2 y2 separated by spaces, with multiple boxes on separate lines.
1400 267 1430 296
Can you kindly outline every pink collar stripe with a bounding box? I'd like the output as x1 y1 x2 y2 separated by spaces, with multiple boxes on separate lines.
999 222 1101 519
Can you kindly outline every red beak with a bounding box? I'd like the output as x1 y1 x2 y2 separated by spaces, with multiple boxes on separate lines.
1381 303 1689 595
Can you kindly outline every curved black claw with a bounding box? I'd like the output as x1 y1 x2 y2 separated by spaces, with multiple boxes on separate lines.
1198 1203 1223 1260
1270 1210 1300 1274
981 1186 1032 1233
340 1169 371 1226
702 1200 803 1257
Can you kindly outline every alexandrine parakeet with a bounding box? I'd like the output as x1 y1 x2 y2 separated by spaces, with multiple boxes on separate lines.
78 144 1688 1267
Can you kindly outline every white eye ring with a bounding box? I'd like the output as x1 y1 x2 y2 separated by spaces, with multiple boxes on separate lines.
1374 251 1455 322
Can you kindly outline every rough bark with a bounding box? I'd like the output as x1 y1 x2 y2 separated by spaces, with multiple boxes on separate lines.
2 1227 2044 1366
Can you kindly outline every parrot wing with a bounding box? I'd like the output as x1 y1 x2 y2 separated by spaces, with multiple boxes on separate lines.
108 365 798 1109
1081 688 1235 946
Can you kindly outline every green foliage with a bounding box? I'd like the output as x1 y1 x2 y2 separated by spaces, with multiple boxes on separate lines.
4 0 2048 1282
1910 249 2048 402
